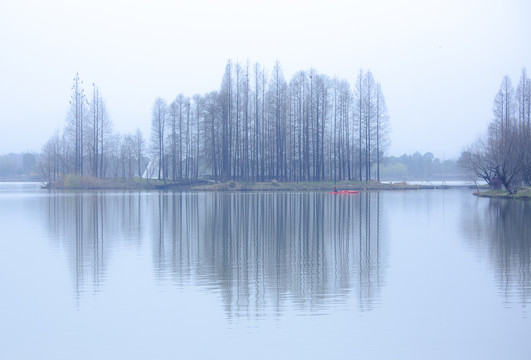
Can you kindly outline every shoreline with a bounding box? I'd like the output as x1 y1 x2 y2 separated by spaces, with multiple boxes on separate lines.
39 175 478 192
473 188 531 200
35 178 531 199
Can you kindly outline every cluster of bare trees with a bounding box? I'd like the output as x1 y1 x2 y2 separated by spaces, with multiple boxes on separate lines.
39 74 146 182
40 62 390 184
459 68 531 193
149 95 201 181
150 60 390 183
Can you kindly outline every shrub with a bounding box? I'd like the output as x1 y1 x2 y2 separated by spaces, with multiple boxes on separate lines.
61 175 106 189
63 174 80 189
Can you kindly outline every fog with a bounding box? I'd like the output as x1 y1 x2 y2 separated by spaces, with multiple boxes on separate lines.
1 0 529 159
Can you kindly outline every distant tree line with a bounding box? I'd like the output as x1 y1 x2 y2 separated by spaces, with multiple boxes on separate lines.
148 60 390 183
39 73 147 183
0 153 37 180
39 61 390 184
381 152 461 181
459 68 530 193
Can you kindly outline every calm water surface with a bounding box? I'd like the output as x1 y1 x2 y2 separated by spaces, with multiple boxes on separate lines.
0 183 529 359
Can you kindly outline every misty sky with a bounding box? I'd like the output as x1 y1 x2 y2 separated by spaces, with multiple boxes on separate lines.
1 0 529 159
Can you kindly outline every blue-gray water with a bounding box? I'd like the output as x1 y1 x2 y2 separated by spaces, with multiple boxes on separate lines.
0 183 529 359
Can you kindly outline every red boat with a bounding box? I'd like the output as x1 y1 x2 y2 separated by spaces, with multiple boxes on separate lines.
327 190 360 194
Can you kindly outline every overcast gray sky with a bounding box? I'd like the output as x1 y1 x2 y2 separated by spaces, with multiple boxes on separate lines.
1 0 529 159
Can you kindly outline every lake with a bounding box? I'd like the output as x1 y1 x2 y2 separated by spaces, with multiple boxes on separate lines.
0 183 529 359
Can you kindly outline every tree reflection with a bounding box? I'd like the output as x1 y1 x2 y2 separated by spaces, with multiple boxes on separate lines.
487 200 530 305
44 190 531 315
46 191 386 315
153 192 386 317
463 198 530 306
45 192 145 303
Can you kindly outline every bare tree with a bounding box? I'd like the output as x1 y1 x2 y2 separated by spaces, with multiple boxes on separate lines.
374 83 390 182
219 61 233 181
363 71 375 182
133 128 145 178
337 79 352 181
185 99 191 179
458 138 496 188
354 69 364 181
202 91 221 181
486 120 525 193
67 73 87 175
151 98 167 181
493 76 516 144
460 73 527 194
39 131 61 183
167 95 185 181
516 67 531 184
119 133 135 178
243 60 250 181
87 84 101 177
87 84 111 178
192 94 203 180
98 100 112 178
269 60 287 180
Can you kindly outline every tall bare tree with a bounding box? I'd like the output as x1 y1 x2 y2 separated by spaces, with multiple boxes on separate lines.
87 84 111 178
219 61 233 181
67 73 87 175
516 67 531 184
133 128 145 178
354 69 364 181
374 83 390 182
202 91 221 181
151 98 167 181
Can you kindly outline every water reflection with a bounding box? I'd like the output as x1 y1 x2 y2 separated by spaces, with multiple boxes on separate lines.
44 191 386 315
462 198 531 306
44 192 145 300
153 192 385 316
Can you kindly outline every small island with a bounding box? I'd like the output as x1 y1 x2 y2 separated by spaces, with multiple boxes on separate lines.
11 66 528 199
42 174 462 192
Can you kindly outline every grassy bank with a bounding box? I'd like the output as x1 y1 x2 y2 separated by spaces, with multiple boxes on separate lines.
43 175 209 190
43 175 456 191
192 180 436 191
473 187 531 200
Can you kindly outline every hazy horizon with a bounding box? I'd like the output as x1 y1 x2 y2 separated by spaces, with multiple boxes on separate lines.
1 0 530 159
